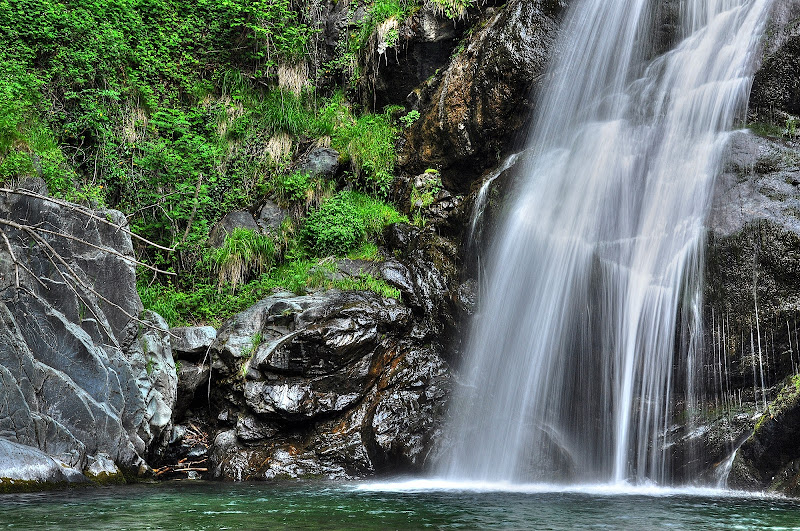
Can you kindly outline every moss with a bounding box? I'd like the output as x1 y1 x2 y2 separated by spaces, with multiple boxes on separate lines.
86 470 126 485
754 374 800 436
0 477 80 494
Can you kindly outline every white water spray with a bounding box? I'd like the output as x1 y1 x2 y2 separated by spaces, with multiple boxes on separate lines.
441 0 771 484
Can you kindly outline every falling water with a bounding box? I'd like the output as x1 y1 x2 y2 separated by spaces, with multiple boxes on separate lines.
441 0 771 484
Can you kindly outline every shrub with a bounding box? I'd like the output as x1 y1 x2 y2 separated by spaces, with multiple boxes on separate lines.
302 192 366 256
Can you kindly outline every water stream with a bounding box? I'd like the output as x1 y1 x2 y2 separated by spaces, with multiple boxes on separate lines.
441 0 771 484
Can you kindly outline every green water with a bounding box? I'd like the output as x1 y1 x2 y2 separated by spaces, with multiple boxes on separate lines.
1 480 799 530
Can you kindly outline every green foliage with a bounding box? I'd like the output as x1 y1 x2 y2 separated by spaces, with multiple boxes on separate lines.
303 192 367 256
274 171 312 204
9 0 412 327
785 118 798 140
428 0 475 19
139 254 402 326
303 190 407 256
410 174 442 210
241 332 263 359
332 110 397 195
334 273 401 299
211 228 276 292
351 0 409 54
400 110 421 128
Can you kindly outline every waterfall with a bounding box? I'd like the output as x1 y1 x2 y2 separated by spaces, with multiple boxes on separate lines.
441 0 770 484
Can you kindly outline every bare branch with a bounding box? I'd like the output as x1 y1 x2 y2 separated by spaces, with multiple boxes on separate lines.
0 188 176 252
1 230 19 288
20 224 176 276
16 223 173 337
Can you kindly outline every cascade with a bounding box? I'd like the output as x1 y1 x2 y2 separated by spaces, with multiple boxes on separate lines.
441 0 771 484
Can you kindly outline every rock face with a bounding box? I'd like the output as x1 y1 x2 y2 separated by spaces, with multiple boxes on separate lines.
208 289 450 479
398 0 564 192
358 3 462 110
0 191 168 488
748 0 800 123
703 130 800 492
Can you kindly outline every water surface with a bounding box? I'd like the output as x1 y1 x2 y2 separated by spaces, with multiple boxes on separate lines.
2 480 799 530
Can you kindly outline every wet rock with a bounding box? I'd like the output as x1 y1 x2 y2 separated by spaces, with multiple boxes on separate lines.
235 415 279 444
705 132 800 390
749 0 800 123
399 0 563 192
208 210 260 248
730 376 800 494
705 129 800 489
170 326 216 359
367 345 450 469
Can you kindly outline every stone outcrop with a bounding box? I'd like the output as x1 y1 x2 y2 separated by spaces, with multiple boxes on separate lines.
398 0 564 192
703 130 800 492
0 190 173 488
207 289 451 479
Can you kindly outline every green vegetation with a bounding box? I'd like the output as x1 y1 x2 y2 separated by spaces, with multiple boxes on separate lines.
755 374 800 433
0 0 441 327
211 228 276 292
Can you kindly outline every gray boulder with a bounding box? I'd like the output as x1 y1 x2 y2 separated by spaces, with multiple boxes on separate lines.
171 326 216 359
0 191 156 488
208 210 260 248
292 147 340 179
256 200 287 234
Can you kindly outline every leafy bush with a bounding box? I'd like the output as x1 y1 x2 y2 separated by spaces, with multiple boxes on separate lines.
427 0 475 19
302 192 366 256
302 190 408 256
273 171 313 203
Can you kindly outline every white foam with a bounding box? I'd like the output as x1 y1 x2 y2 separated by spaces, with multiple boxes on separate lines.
353 478 778 499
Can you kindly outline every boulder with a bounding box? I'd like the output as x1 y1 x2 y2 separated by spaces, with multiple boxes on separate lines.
730 376 800 494
256 200 287 234
208 210 260 248
0 439 87 492
170 325 216 359
292 147 340 179
0 191 155 488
